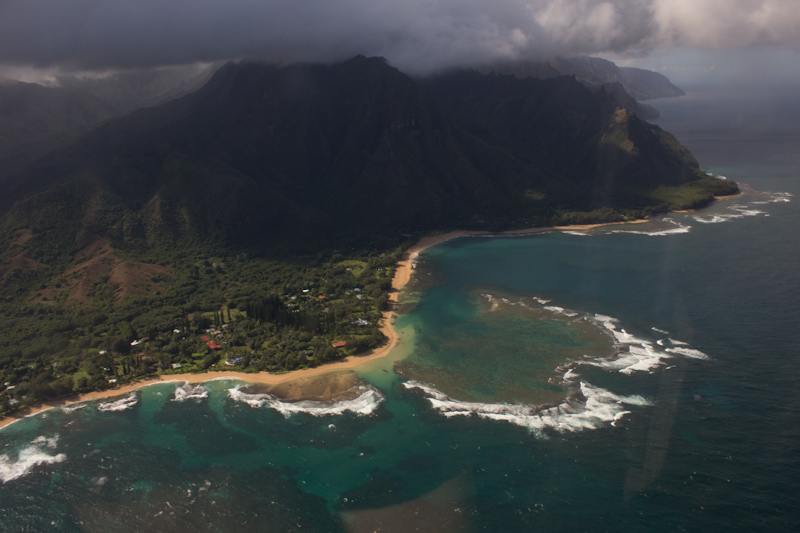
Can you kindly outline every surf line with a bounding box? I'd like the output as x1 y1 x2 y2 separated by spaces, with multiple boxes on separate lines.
0 217 656 431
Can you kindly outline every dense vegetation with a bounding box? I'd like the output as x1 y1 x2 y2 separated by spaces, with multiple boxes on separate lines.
0 245 402 415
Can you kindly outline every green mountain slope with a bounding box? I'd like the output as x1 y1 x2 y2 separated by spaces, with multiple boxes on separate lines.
0 81 119 170
2 56 733 260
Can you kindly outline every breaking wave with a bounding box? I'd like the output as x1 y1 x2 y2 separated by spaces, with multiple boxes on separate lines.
748 191 791 204
403 380 649 436
609 218 691 237
694 191 791 224
543 305 579 317
171 382 209 402
665 346 710 360
0 434 66 483
480 293 710 375
694 205 765 224
97 393 139 412
61 404 86 414
227 385 384 417
588 316 709 373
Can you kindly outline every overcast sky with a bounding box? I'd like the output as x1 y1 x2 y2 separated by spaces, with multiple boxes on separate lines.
1 0 799 84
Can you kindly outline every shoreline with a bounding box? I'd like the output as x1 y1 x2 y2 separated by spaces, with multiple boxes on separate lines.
675 192 744 213
0 216 651 431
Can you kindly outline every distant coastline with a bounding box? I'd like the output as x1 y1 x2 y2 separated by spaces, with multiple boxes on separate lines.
0 216 664 431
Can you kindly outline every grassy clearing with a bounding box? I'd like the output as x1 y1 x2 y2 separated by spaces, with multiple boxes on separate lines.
644 177 739 210
337 260 368 278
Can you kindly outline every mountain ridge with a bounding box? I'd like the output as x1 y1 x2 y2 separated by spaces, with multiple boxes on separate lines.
2 56 732 262
480 55 685 101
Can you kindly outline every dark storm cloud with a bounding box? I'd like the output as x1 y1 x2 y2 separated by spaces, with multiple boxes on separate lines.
0 0 798 73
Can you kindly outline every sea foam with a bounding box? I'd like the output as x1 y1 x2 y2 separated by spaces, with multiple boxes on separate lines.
694 204 766 224
752 191 792 204
97 393 139 412
665 346 710 360
541 305 580 317
610 218 692 237
227 385 384 417
0 434 66 483
61 404 86 414
589 317 711 373
403 380 650 437
695 191 791 223
171 382 209 402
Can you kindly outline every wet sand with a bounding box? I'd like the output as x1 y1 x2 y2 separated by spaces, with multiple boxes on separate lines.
0 217 652 430
675 192 744 212
714 192 744 200
240 371 366 402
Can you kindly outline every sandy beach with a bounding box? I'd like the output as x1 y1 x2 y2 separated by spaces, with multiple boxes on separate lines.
0 217 652 431
674 192 744 212
713 192 744 200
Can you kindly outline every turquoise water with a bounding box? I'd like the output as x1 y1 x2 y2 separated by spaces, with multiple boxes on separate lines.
1 87 799 531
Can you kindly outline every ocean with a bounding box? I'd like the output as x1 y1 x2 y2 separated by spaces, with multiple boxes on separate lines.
1 85 799 532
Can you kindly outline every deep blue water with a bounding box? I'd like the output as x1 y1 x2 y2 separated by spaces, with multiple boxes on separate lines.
1 86 798 532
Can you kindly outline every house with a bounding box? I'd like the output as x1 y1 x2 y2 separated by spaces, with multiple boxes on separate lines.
332 341 347 348
172 363 182 369
352 318 369 326
206 341 221 350
318 295 326 300
225 357 243 366
201 335 210 341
